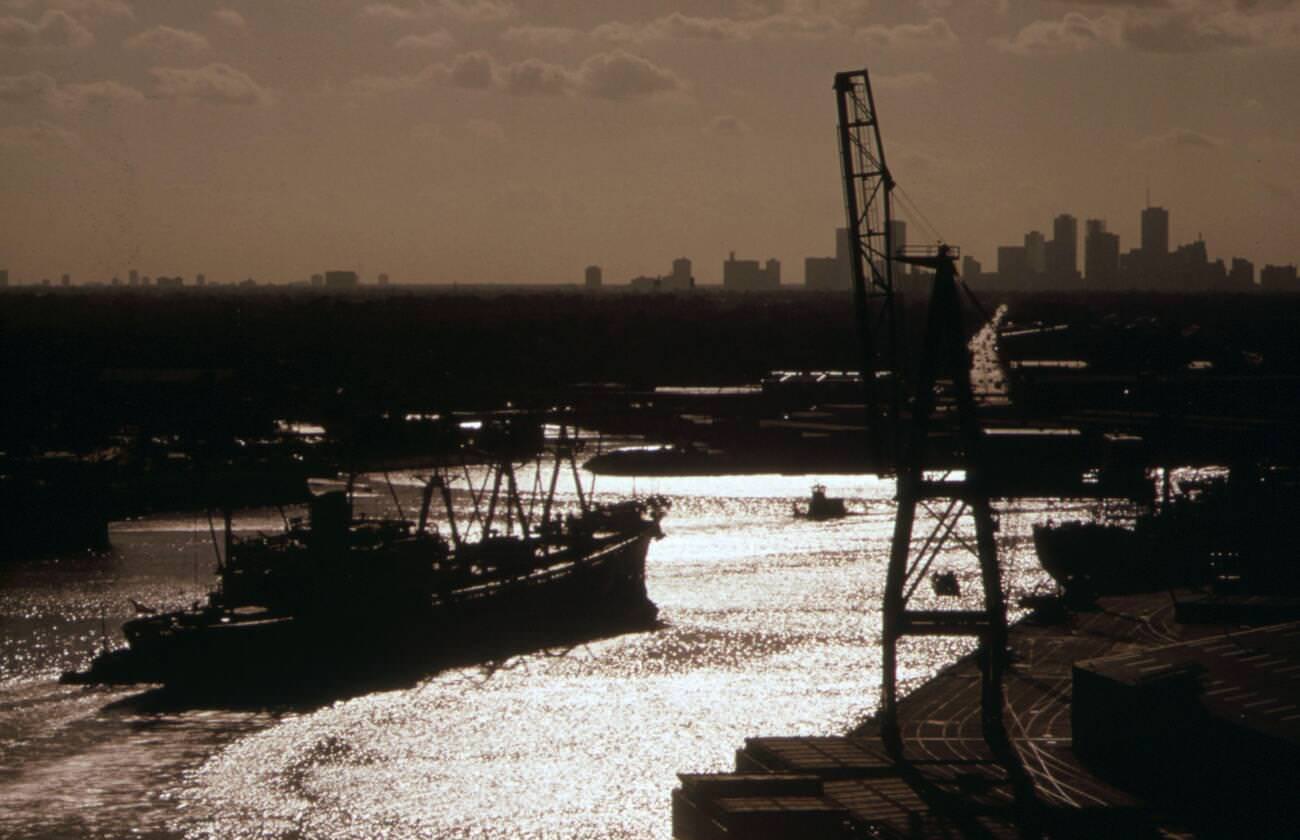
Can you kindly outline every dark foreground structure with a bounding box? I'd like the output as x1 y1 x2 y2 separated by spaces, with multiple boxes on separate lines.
673 593 1300 838
673 67 1300 839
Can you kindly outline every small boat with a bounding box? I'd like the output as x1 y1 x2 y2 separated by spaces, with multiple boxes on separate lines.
931 571 960 597
793 484 848 521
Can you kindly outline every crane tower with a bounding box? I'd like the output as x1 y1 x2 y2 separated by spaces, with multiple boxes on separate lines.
834 69 1009 751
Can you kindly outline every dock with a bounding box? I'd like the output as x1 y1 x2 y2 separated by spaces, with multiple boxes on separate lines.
672 592 1300 838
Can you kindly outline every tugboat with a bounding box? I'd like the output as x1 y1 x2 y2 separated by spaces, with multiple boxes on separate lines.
63 419 668 697
793 484 848 521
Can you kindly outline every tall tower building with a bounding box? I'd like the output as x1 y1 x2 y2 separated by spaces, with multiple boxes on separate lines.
835 227 852 287
1084 219 1120 290
886 219 908 287
1141 206 1169 257
1229 258 1254 290
764 258 781 287
997 246 1029 290
671 257 693 289
1023 231 1046 275
1048 214 1078 280
584 265 602 289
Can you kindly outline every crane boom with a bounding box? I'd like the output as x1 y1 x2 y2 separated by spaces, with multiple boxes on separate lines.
835 68 1010 757
834 69 899 467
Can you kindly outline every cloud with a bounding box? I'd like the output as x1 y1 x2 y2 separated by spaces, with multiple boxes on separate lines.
0 10 92 48
745 13 842 38
3 0 132 21
501 57 571 95
445 49 494 87
993 12 1120 55
592 11 839 43
212 8 245 28
0 69 144 108
874 71 937 90
704 114 751 137
573 50 686 100
343 65 433 96
1134 127 1226 151
855 17 957 49
1057 1 1300 52
500 25 578 45
360 0 515 24
395 29 453 50
54 78 144 108
150 63 272 106
1121 7 1259 51
738 0 872 27
123 25 209 55
0 119 77 148
344 49 687 102
0 69 55 102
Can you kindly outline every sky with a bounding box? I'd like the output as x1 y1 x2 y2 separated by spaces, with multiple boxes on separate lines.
1 0 1298 285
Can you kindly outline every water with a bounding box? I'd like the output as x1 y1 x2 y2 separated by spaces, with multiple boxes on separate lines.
0 472 1068 839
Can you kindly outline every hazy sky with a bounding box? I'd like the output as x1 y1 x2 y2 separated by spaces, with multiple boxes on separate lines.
1 0 1297 285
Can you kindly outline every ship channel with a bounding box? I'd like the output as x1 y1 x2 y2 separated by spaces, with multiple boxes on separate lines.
1 465 1080 839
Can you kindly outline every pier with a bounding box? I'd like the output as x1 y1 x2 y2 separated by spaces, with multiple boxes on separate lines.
672 592 1300 838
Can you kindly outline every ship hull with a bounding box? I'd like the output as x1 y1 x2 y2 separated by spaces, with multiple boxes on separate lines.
1031 521 1154 599
69 530 658 698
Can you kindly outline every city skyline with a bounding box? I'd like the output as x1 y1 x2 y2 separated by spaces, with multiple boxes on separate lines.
6 192 1294 290
2 1 1298 283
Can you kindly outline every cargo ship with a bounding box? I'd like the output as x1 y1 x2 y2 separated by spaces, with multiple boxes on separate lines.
1032 465 1299 600
64 420 667 697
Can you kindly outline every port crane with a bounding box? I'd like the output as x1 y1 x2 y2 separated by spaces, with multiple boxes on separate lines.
834 69 1009 749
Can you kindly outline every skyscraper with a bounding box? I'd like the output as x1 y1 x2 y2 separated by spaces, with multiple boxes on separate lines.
1084 219 1120 290
671 257 693 289
1229 258 1254 290
1141 206 1169 257
997 245 1029 290
1023 231 1046 275
888 219 907 256
1047 214 1078 282
886 219 908 288
1261 264 1298 292
835 227 852 287
584 265 602 288
723 252 779 291
763 258 780 286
